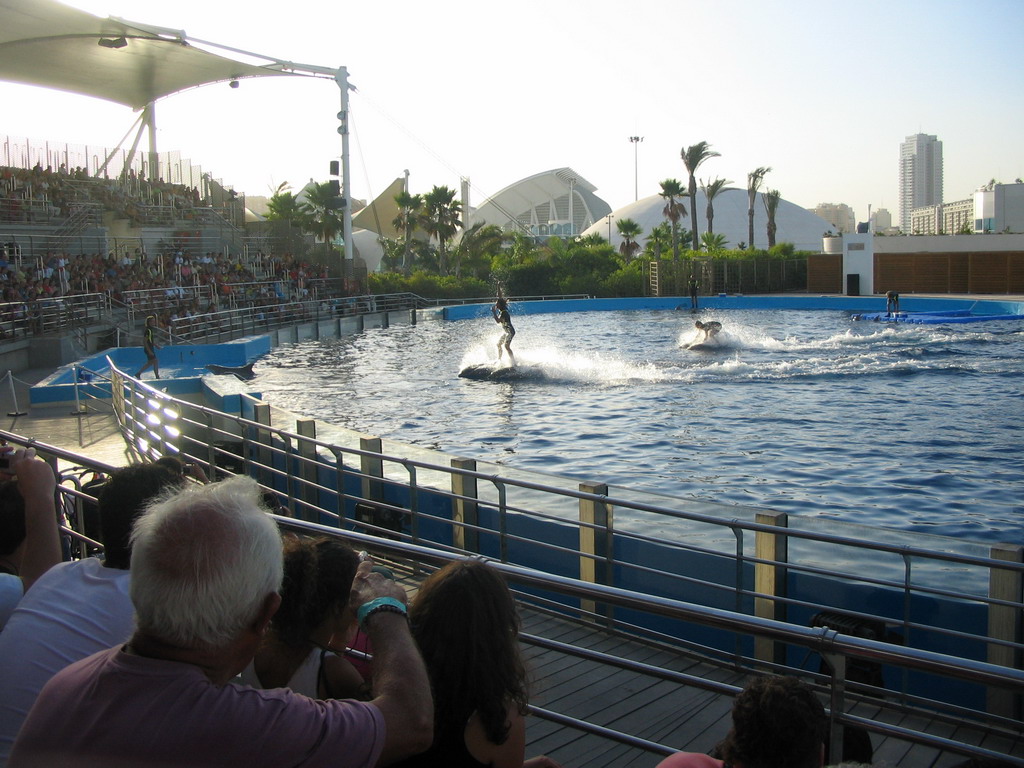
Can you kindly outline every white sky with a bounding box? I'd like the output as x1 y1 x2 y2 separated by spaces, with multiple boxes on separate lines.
2 0 1022 224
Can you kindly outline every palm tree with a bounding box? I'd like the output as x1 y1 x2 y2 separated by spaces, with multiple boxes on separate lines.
762 189 782 249
265 182 303 224
643 223 672 260
658 178 688 262
700 231 727 253
746 167 772 249
391 191 423 274
681 142 720 250
421 186 462 276
450 223 505 279
616 218 642 262
298 181 345 254
701 177 732 236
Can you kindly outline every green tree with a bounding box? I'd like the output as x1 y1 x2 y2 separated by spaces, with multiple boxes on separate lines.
681 142 720 250
421 186 462 276
644 222 672 260
264 182 303 224
746 166 772 249
616 218 643 262
391 190 423 274
700 231 727 253
762 188 782 248
658 178 688 262
299 181 345 255
450 223 506 280
701 177 732 235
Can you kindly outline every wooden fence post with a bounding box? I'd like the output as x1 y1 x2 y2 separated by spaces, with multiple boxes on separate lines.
987 544 1023 719
450 458 479 552
754 510 788 664
579 483 613 623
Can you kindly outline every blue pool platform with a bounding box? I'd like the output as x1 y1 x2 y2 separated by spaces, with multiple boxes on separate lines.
31 335 271 407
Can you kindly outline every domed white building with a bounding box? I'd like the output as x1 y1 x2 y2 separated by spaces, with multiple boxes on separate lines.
580 188 832 253
469 168 612 238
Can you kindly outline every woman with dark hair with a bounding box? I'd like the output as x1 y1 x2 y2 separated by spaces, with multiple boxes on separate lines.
240 534 368 700
395 559 560 768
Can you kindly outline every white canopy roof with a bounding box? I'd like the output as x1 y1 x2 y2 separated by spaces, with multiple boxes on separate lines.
0 0 328 110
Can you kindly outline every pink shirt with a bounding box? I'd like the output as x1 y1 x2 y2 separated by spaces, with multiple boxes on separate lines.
657 753 724 768
10 646 385 768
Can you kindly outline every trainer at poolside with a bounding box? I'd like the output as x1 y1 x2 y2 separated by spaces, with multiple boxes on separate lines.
9 475 433 768
885 290 900 317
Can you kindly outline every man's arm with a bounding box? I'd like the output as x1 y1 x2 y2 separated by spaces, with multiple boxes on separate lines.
348 562 433 766
6 451 60 592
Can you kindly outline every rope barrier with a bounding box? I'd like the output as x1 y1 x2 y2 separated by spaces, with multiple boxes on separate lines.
3 369 27 417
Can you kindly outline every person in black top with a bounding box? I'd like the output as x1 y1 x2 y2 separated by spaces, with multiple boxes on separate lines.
491 298 516 363
135 315 161 379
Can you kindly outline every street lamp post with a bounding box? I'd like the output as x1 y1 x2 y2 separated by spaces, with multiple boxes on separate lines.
629 135 644 201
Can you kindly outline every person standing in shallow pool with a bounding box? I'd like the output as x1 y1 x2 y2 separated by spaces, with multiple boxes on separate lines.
491 297 516 363
885 290 900 317
135 315 161 379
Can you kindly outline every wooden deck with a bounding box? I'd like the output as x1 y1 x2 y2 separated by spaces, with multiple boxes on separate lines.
517 605 1024 768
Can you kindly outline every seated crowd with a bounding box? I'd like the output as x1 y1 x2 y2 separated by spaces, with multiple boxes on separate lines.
0 453 565 767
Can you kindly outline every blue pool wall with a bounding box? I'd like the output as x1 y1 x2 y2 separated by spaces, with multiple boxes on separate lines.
435 295 1024 321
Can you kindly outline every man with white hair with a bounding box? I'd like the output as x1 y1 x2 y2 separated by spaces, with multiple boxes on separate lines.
10 475 432 767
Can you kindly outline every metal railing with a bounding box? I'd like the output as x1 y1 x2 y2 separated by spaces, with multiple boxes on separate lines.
0 294 108 339
85 363 1021 738
2 412 1022 764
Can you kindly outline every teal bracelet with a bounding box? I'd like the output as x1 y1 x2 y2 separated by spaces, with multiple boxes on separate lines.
357 596 407 627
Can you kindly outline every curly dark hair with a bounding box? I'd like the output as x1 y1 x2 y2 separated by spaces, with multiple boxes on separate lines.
409 559 528 745
271 535 360 647
717 676 826 768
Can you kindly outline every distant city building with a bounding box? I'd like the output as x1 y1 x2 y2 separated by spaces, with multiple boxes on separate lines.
975 181 1024 233
812 203 856 234
899 133 943 233
908 182 1024 235
870 208 894 233
910 198 972 235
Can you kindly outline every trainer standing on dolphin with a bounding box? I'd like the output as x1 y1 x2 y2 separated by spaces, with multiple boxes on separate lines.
491 289 516 363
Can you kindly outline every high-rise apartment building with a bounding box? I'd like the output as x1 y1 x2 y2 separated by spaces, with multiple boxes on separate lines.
899 133 943 233
813 202 856 234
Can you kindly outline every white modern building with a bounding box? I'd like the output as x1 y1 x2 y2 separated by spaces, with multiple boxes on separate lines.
974 181 1024 233
899 133 943 233
468 168 612 240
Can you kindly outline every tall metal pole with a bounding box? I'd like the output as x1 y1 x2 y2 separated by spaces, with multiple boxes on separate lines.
629 136 643 201
335 67 353 272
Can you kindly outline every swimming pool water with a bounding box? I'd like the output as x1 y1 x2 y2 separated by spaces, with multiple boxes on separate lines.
253 309 1024 544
